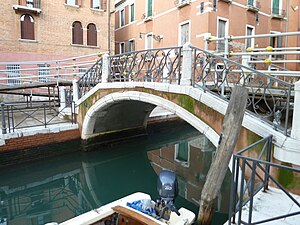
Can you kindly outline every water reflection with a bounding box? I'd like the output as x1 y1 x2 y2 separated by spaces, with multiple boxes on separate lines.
0 121 231 225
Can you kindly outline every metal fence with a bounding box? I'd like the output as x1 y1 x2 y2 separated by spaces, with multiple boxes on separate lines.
191 46 293 136
109 47 182 84
228 135 300 224
0 100 76 134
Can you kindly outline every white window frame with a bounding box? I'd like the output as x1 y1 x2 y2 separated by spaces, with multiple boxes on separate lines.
145 32 153 49
66 0 77 6
245 25 255 49
174 141 190 168
6 64 20 85
92 0 101 9
128 38 135 52
120 42 125 53
129 3 135 23
216 17 229 51
38 64 50 83
145 0 153 18
178 20 191 46
271 0 282 15
120 8 125 27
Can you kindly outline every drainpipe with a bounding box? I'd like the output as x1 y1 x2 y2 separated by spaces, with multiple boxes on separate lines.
107 0 111 54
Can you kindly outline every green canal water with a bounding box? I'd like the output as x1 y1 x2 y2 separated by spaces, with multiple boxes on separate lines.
0 120 231 225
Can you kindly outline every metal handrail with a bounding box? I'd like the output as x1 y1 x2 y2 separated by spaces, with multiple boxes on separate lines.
228 135 300 225
0 101 76 134
109 47 182 84
77 58 103 98
190 46 293 136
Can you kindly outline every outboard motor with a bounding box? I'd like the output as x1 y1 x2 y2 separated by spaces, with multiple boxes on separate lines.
155 170 180 220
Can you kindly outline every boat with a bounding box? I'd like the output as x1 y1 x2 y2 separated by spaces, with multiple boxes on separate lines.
46 170 196 225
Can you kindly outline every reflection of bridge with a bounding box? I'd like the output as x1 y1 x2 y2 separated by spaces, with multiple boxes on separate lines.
72 43 300 165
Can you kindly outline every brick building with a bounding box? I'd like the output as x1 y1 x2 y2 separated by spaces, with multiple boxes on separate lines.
114 0 298 54
0 0 114 63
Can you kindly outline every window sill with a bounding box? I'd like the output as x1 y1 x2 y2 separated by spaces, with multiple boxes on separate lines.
64 3 80 8
12 4 42 15
19 39 38 43
271 14 284 19
71 44 99 49
176 0 191 8
90 8 105 12
143 16 153 22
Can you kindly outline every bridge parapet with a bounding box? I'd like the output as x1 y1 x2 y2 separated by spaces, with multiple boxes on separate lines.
76 43 296 137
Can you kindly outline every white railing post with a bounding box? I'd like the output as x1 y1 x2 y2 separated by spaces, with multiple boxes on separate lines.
102 53 110 83
59 86 66 111
291 81 300 140
72 79 79 102
181 42 192 86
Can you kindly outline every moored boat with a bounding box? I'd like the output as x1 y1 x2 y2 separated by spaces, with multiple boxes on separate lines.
47 170 195 225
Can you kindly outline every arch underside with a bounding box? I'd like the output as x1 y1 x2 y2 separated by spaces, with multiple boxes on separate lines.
81 91 219 147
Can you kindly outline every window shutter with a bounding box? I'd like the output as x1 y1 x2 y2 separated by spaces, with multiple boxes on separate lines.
101 0 107 11
125 41 130 52
21 14 34 40
87 24 97 46
72 21 83 45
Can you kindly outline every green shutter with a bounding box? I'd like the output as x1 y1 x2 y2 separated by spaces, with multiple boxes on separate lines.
147 0 152 17
272 0 280 15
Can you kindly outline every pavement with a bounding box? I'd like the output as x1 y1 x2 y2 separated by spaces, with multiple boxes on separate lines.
225 186 300 225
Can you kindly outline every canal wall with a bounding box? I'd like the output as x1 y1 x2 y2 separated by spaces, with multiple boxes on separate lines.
0 123 80 167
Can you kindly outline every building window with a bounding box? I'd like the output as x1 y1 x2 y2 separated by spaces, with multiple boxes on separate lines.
26 0 34 8
272 0 281 15
38 64 50 83
66 0 77 6
120 42 125 53
87 23 97 46
175 141 190 167
72 21 83 45
146 33 153 49
246 25 254 49
6 64 20 85
179 22 190 46
126 40 135 52
248 0 256 7
217 18 228 51
270 32 283 59
91 0 100 9
120 9 125 27
146 0 153 17
130 4 135 22
20 14 35 40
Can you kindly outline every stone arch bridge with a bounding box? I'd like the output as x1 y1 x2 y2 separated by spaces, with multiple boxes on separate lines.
73 44 300 166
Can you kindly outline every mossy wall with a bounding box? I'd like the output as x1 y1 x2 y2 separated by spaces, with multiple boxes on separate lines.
78 87 259 153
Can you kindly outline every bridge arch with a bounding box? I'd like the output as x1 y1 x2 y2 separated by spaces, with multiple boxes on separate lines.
81 91 219 146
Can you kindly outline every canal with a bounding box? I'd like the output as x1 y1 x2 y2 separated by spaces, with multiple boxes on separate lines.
0 120 231 225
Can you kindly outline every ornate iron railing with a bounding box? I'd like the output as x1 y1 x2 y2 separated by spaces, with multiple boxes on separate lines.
109 47 182 84
78 58 103 98
191 46 293 135
229 135 300 225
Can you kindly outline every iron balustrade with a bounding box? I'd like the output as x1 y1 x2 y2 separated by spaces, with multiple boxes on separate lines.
77 58 103 98
0 101 76 134
191 46 293 136
109 47 182 84
228 135 300 225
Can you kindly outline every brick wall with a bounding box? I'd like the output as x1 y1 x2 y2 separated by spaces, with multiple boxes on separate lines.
0 129 81 167
0 129 80 152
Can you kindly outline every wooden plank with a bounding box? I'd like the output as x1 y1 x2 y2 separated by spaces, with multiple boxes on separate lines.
112 205 160 225
197 86 248 225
